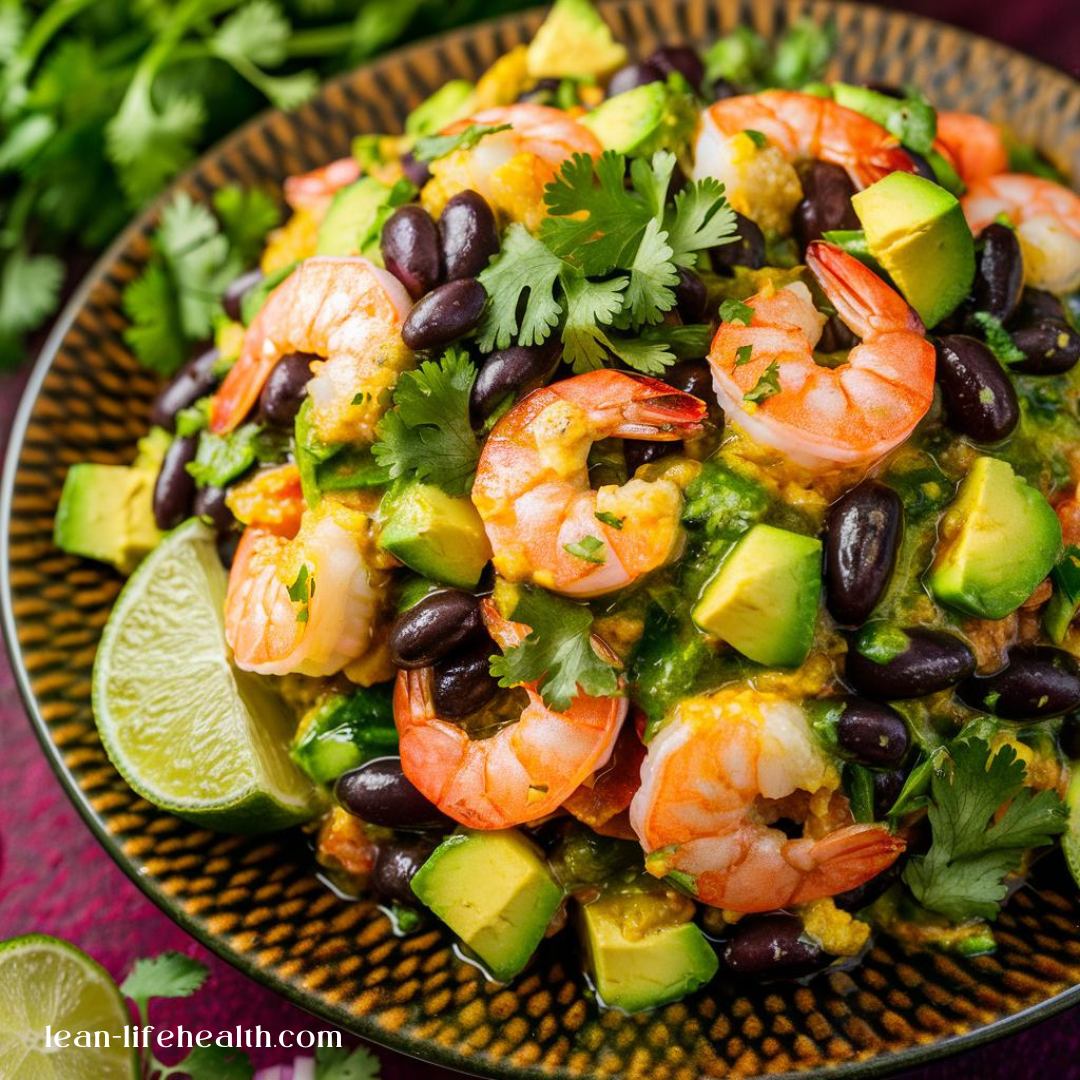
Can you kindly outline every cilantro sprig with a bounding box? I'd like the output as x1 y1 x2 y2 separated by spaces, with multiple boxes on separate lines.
478 150 736 374
490 587 622 711
413 121 511 163
903 738 1066 922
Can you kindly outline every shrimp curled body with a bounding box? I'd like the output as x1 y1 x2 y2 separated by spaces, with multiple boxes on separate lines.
471 370 706 597
708 241 935 471
629 688 905 913
394 600 628 829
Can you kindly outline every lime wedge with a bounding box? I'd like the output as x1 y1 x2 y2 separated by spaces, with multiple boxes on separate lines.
0 935 137 1079
93 519 321 832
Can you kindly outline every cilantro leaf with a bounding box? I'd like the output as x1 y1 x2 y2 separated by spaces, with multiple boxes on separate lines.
121 952 208 1006
179 1043 254 1080
903 739 1066 922
743 360 782 403
489 587 621 712
316 1045 382 1079
0 248 64 367
372 349 480 495
413 122 512 163
719 298 754 325
604 333 678 375
621 217 678 326
560 273 626 371
664 176 737 265
735 344 753 366
187 424 262 487
213 185 281 264
564 535 606 564
595 511 624 529
121 262 187 375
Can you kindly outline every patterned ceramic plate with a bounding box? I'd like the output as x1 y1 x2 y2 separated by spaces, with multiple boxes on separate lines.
5 2 1080 1077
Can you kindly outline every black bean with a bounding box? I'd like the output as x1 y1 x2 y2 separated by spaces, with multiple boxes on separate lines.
432 635 500 718
1014 286 1066 326
723 914 827 978
388 589 484 669
439 190 500 282
711 77 740 101
624 439 670 474
664 359 714 403
400 149 432 189
648 45 704 91
864 82 906 99
711 211 765 274
150 346 221 430
607 62 664 96
402 278 487 351
258 352 314 426
934 334 1020 442
974 223 1024 324
673 267 708 324
833 858 904 912
872 767 908 821
836 698 910 767
516 76 561 104
471 342 560 420
381 205 442 300
152 435 198 531
216 530 240 570
824 480 903 626
222 268 264 323
903 149 937 182
792 161 859 251
1009 319 1080 375
192 485 234 534
957 645 1080 721
373 833 442 905
846 626 976 699
818 313 859 353
1060 714 1080 759
336 757 453 830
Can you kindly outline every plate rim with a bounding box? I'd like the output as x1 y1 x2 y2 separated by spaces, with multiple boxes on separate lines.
3 1 1080 1076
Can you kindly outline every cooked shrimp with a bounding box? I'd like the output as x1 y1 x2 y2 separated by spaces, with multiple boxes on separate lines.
209 257 413 442
283 157 362 215
962 173 1080 294
225 496 388 677
421 103 602 231
933 111 1008 186
694 91 915 233
629 688 905 913
708 240 935 471
394 599 628 829
471 370 706 597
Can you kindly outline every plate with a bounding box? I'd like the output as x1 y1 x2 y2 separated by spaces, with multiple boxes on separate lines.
5 2 1080 1076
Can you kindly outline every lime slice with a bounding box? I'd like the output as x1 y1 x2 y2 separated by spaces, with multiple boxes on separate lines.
93 519 321 832
0 935 138 1079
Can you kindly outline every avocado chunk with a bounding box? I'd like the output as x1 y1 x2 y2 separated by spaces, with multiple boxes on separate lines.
692 523 822 667
54 461 163 574
316 177 415 260
291 686 398 785
525 0 627 80
405 80 476 137
379 483 492 588
927 456 1062 619
580 892 718 1011
851 171 975 328
411 829 563 981
580 79 697 157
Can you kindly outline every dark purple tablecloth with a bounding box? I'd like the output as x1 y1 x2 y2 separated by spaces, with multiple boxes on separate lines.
2 3 1079 1074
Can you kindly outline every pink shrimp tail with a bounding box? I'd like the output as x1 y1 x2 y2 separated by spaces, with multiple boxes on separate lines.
787 824 906 906
806 240 925 337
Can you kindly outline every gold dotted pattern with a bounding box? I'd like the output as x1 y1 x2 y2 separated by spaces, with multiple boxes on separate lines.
5 1 1080 1077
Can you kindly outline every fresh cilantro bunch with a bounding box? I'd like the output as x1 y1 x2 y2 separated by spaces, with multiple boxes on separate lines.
478 149 736 374
703 16 837 92
120 951 381 1078
903 737 1066 922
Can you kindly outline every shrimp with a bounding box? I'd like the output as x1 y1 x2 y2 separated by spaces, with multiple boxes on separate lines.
421 103 602 231
394 599 628 829
708 240 935 471
225 496 389 677
283 157 362 215
471 369 707 597
962 174 1080 294
629 688 905 913
933 111 1008 186
209 257 413 442
694 91 915 233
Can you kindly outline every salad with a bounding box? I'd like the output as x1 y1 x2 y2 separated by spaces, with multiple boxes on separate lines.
54 0 1080 1011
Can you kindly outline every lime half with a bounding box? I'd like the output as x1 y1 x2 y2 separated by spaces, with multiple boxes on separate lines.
93 519 320 832
0 935 137 1080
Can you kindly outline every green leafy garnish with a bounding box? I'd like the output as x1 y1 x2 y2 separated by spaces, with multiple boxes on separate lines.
903 738 1066 921
743 128 767 148
373 347 480 496
743 360 781 403
186 423 262 487
564 535 606 564
595 511 624 529
316 1045 383 1079
490 587 621 711
288 563 313 623
704 16 836 91
719 297 753 325
412 121 511 162
734 344 753 366
972 310 1026 364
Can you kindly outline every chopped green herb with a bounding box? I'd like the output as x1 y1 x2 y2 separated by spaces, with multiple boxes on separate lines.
734 344 753 366
413 122 512 163
972 310 1026 364
743 360 781 403
719 297 754 325
564 535 606 564
595 511 625 530
743 128 767 148
287 564 310 604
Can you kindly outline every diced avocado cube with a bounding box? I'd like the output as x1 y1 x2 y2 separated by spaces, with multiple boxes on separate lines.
291 686 398 785
411 829 563 981
316 177 415 260
851 171 975 328
692 523 822 667
379 483 491 588
580 80 696 157
525 0 627 79
580 893 718 1012
405 80 476 136
54 463 162 574
927 456 1062 620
